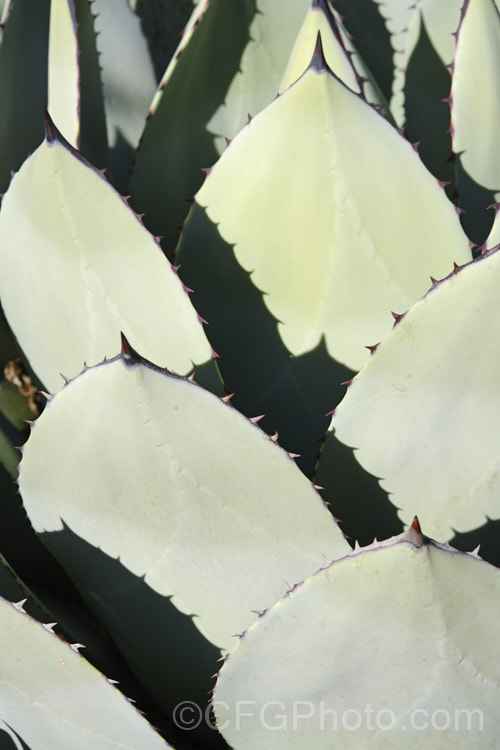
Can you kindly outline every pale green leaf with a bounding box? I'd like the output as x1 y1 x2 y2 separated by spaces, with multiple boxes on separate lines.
206 0 310 152
128 0 253 252
375 0 415 125
402 0 462 74
329 0 394 105
334 8 389 115
0 120 212 393
0 0 50 194
74 0 109 170
128 0 195 81
332 247 500 541
215 524 500 749
193 56 471 371
279 0 359 93
19 349 349 651
129 0 311 253
451 0 500 198
0 597 171 749
48 0 79 147
92 0 157 189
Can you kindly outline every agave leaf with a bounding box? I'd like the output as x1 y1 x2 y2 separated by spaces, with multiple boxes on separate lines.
330 0 394 104
177 205 352 474
0 545 164 728
279 0 360 94
331 6 390 117
48 0 79 147
402 0 462 70
279 1 389 119
129 0 254 253
0 552 130 691
0 455 80 595
402 12 455 189
0 553 56 624
0 0 50 194
91 0 158 190
332 247 500 542
74 0 108 170
205 0 310 151
0 116 212 393
451 0 500 199
374 0 415 125
129 0 315 255
215 521 500 748
0 596 171 749
129 0 195 82
182 42 470 373
18 344 349 652
451 0 500 242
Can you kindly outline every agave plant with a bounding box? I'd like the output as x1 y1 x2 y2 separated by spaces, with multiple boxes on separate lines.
0 0 499 747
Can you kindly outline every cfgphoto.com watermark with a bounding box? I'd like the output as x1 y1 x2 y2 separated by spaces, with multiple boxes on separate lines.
172 700 484 733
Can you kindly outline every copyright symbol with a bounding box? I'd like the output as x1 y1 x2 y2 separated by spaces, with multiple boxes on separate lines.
172 701 202 730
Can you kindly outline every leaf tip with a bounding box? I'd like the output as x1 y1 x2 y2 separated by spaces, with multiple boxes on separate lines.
309 31 328 73
404 516 424 548
43 108 59 143
120 332 140 365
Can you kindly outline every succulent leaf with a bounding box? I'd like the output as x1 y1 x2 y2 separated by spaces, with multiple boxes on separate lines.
48 0 79 147
215 524 500 748
402 12 455 189
0 551 129 688
91 0 158 190
206 0 311 151
0 120 212 392
74 0 109 170
0 595 171 749
451 0 500 199
278 0 360 94
329 0 394 105
129 0 196 82
0 0 50 194
129 0 312 254
332 247 500 541
129 0 254 252
18 349 349 651
177 205 353 474
402 0 462 75
373 0 415 124
187 49 471 371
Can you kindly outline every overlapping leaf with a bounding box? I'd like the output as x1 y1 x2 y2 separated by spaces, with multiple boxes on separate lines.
129 0 312 253
183 43 470 372
0 117 212 392
0 596 171 749
91 0 158 189
18 345 349 652
0 0 50 193
451 0 500 200
332 247 500 541
279 0 360 94
48 0 79 147
215 522 500 748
